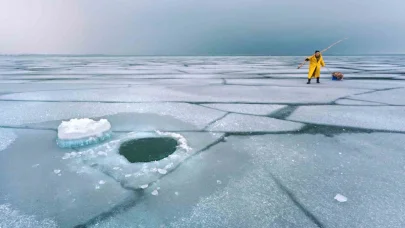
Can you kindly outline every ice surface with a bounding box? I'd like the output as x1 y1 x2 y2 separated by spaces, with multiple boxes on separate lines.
207 113 304 132
221 134 405 228
202 103 286 115
0 129 133 227
0 102 225 130
348 88 405 105
0 129 17 151
0 85 369 104
0 83 123 93
0 204 57 228
227 78 405 90
89 134 318 228
288 106 405 131
1 56 405 227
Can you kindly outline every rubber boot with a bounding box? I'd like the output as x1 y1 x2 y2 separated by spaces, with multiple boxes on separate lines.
316 78 320 83
307 79 311 84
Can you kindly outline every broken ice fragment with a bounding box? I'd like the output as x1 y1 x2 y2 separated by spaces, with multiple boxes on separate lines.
140 184 149 189
158 169 167 174
97 151 107 156
56 118 112 148
165 163 173 169
95 185 100 190
53 169 61 174
99 180 106 185
151 190 159 196
32 164 39 168
125 174 132 178
151 168 158 173
334 194 347 202
217 180 222 185
175 192 179 196
113 167 120 170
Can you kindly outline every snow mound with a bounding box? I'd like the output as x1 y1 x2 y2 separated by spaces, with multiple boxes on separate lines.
56 118 112 148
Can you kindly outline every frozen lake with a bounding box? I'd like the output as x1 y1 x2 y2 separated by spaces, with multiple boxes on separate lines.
0 55 405 228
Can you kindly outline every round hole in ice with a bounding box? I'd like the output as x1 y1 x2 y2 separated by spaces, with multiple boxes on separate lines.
118 137 178 163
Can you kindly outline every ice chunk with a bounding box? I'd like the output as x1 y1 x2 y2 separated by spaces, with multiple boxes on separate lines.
99 180 106 185
0 129 17 152
334 194 348 202
156 131 192 152
216 180 222 184
151 190 159 196
62 153 71 160
53 169 61 174
158 169 168 174
56 118 112 148
57 118 111 140
140 184 149 189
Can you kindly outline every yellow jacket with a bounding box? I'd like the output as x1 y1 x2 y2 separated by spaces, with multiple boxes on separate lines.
307 55 325 78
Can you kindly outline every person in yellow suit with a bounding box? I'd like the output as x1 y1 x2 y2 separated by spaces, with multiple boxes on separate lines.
305 50 325 84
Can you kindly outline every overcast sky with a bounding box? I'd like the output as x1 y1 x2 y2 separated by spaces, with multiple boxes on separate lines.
0 0 404 55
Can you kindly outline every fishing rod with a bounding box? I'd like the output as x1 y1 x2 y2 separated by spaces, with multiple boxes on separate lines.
297 38 348 69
